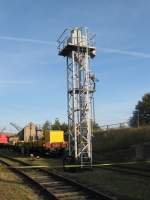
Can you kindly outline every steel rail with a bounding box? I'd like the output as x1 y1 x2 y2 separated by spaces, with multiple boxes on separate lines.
112 164 150 173
95 164 150 179
0 159 57 200
0 155 117 200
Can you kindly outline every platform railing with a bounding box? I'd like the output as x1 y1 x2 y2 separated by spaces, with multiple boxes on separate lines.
57 28 96 54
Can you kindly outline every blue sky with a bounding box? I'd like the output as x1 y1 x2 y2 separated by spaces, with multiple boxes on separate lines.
0 0 150 131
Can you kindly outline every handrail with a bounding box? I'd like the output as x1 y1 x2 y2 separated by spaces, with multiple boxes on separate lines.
57 28 68 43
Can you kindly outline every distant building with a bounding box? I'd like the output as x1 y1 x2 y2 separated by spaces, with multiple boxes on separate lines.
18 122 38 142
8 135 19 145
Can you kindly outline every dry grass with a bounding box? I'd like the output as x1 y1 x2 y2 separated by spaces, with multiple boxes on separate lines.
93 126 150 153
0 146 150 200
11 152 150 200
0 164 44 200
2 148 150 199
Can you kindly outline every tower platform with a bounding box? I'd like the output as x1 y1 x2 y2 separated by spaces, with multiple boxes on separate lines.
58 43 96 58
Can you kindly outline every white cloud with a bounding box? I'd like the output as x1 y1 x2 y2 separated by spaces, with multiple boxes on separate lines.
0 35 55 46
98 47 150 58
0 80 33 86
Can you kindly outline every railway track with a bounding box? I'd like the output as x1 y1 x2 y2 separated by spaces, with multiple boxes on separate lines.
95 163 150 178
113 163 150 173
0 155 117 200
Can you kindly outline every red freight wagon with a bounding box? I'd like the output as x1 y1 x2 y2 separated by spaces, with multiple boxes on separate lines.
0 134 8 144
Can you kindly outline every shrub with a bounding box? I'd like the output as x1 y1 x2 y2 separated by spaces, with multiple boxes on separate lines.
93 126 150 153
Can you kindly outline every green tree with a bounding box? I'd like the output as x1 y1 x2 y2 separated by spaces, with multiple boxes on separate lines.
92 121 101 131
42 120 51 130
60 122 68 132
51 118 61 130
130 93 150 127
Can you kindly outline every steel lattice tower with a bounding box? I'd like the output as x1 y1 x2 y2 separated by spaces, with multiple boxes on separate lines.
57 27 96 168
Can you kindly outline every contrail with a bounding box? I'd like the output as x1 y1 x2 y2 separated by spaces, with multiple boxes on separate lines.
0 35 55 46
0 35 149 59
0 80 33 85
98 47 150 58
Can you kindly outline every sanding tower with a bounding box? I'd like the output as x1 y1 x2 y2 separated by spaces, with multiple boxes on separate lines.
57 27 96 168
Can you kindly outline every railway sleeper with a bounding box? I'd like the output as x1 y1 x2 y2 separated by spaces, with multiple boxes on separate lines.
53 191 89 198
42 185 79 191
57 196 92 200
